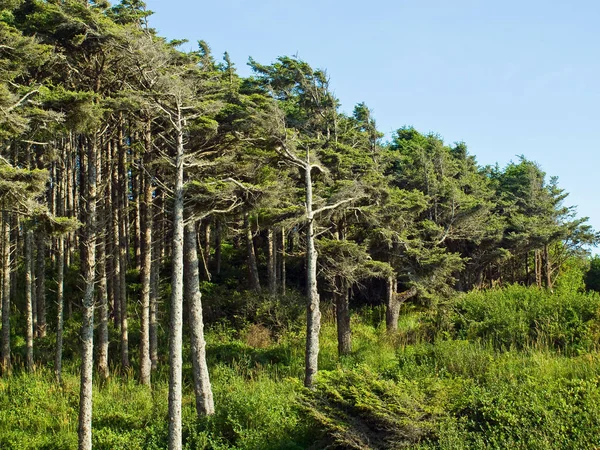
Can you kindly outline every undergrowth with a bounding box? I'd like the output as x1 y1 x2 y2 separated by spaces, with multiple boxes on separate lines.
2 285 600 449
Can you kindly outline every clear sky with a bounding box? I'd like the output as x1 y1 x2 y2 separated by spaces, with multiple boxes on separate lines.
144 0 600 241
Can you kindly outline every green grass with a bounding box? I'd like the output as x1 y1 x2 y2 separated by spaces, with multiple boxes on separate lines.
2 285 600 449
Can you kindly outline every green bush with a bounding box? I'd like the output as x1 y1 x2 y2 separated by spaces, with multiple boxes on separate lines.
449 284 600 353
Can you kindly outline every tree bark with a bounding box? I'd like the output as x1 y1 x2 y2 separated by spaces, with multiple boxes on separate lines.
335 277 351 355
184 221 215 416
150 223 159 372
245 213 261 293
36 233 46 337
535 249 542 288
78 135 97 450
25 230 34 372
304 163 321 388
280 227 286 294
543 244 553 291
215 219 222 275
1 209 11 374
55 237 65 383
168 118 185 450
139 121 153 386
110 140 121 329
386 278 417 332
118 136 130 370
267 228 276 295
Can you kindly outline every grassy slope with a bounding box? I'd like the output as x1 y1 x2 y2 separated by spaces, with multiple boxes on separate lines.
1 285 600 449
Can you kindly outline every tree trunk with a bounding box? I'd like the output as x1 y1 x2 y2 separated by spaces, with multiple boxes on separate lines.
36 233 46 337
335 277 351 355
245 213 261 293
25 230 34 372
150 223 159 372
280 228 286 294
55 237 65 383
168 120 185 450
267 228 276 295
139 122 153 387
78 135 97 450
386 279 417 332
386 277 398 332
119 138 130 370
215 219 222 275
304 163 321 388
543 244 552 290
1 209 11 374
110 140 121 329
184 222 215 416
535 249 543 288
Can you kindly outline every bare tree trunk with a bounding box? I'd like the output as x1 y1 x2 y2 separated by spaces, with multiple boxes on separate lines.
525 251 530 286
543 244 553 291
335 277 351 355
110 140 121 329
119 137 130 370
535 249 542 288
168 120 185 450
36 233 46 337
78 135 97 450
386 278 417 332
215 219 222 275
25 230 34 372
245 213 261 293
133 167 142 272
1 209 11 374
267 228 276 295
304 164 321 388
150 224 159 372
55 237 65 383
139 122 152 386
202 220 210 270
386 276 398 332
184 221 215 416
280 227 286 294
97 231 109 382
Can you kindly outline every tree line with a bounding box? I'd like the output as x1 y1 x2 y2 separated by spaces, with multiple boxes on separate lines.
0 1 596 449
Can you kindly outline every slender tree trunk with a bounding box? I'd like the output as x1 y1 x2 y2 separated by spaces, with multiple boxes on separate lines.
184 221 215 416
543 244 551 290
119 138 130 370
335 277 351 355
139 122 153 386
535 249 542 288
1 209 11 374
304 163 321 388
386 276 398 332
78 135 97 450
150 225 159 372
25 230 34 372
525 251 530 286
215 219 222 275
55 237 65 383
133 167 142 272
280 227 286 294
168 119 185 450
36 233 46 337
245 213 261 293
267 228 276 295
110 140 121 329
202 220 210 270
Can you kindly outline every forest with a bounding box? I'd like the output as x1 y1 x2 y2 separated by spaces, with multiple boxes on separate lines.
1 1 600 449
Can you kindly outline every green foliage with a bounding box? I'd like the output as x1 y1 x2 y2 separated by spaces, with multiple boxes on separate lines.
449 284 600 353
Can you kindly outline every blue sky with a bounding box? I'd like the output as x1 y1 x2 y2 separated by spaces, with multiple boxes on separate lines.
144 0 600 242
